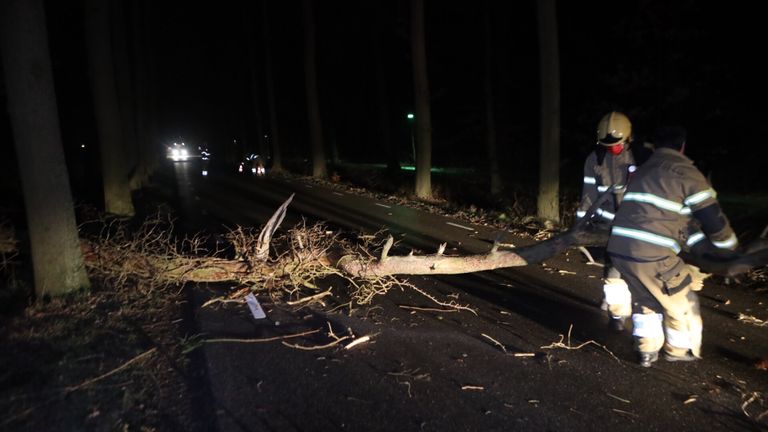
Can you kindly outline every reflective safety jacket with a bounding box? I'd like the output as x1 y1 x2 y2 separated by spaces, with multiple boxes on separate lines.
606 148 738 261
577 145 645 225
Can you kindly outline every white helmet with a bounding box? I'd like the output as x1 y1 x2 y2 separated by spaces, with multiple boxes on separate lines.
597 111 632 146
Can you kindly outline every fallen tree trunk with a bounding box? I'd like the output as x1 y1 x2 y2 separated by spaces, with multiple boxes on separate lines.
82 193 768 286
337 191 613 278
337 227 606 277
338 224 768 279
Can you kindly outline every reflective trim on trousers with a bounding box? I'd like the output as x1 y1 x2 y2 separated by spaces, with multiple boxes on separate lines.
603 279 631 306
665 327 692 349
583 176 597 185
632 313 664 338
689 323 703 357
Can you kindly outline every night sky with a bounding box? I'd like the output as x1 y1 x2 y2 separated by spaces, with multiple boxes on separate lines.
2 0 766 197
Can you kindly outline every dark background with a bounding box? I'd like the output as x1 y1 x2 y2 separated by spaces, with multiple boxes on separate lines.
2 0 766 201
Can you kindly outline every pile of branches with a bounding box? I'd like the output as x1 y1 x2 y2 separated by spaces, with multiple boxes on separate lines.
81 196 471 312
81 192 768 310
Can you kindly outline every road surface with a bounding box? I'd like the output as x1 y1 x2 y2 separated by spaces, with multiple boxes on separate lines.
159 161 768 431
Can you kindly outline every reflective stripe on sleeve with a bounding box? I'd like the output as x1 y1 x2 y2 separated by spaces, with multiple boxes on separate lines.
712 233 738 249
576 210 587 218
686 231 706 247
623 192 686 213
611 226 682 254
596 208 615 221
583 176 597 185
683 188 717 206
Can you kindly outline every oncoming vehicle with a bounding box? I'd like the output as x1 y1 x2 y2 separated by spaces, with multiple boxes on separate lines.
238 153 266 176
167 142 190 162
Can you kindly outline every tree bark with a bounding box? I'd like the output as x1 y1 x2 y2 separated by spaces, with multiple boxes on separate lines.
484 1 502 197
372 2 398 175
1 0 91 296
128 0 155 188
410 0 433 199
262 0 283 172
244 4 265 161
111 0 142 191
536 0 560 222
136 0 162 178
338 231 589 277
303 0 327 179
85 0 135 216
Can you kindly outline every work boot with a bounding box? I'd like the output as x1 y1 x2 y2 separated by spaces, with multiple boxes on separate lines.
638 351 659 368
663 351 699 363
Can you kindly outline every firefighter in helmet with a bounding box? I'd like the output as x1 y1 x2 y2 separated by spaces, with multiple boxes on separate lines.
606 126 738 367
577 111 651 331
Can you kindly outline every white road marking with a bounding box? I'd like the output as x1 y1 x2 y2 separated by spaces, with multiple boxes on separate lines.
375 203 391 209
446 222 475 231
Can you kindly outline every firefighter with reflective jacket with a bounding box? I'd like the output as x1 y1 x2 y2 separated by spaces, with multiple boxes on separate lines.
606 126 738 367
577 111 651 331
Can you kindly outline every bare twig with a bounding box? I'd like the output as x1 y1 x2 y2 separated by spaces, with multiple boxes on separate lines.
399 305 459 313
344 335 372 350
607 393 630 404
612 408 639 418
65 347 158 393
541 324 621 363
287 289 333 305
461 385 484 391
282 337 352 351
481 333 508 354
204 329 321 344
738 313 768 327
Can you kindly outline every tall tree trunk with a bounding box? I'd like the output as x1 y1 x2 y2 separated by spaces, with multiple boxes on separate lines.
410 0 433 199
536 0 560 223
244 5 265 159
85 0 135 216
303 0 327 179
111 0 141 190
484 1 502 197
1 0 91 296
262 0 283 172
135 0 161 179
372 2 398 175
130 0 155 186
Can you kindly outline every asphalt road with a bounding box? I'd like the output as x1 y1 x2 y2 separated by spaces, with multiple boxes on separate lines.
161 161 768 431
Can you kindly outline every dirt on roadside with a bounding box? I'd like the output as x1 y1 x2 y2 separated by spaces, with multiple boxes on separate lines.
0 278 213 431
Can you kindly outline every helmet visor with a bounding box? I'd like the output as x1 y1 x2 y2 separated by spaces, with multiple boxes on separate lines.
598 133 626 146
